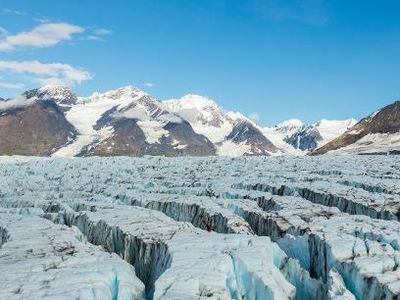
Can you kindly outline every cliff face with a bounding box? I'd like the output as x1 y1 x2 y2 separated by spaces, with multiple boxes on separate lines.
0 100 76 156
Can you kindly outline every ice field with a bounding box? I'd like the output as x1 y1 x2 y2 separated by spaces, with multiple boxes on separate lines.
1 155 400 299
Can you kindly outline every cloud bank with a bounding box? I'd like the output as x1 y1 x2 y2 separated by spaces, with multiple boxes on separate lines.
0 60 92 86
0 95 36 112
0 22 84 51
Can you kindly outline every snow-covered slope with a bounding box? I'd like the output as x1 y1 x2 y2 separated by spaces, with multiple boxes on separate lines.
53 87 215 157
315 118 358 144
263 118 357 153
313 101 400 155
262 119 306 155
53 86 147 156
165 95 279 156
333 132 400 154
164 95 233 144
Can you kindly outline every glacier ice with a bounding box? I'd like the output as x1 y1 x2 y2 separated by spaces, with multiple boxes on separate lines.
0 214 145 300
0 154 400 299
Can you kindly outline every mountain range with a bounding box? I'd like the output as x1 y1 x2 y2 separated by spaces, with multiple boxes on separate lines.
0 85 398 157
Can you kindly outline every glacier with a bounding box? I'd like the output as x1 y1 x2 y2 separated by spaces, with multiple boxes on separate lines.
0 213 145 300
0 155 400 299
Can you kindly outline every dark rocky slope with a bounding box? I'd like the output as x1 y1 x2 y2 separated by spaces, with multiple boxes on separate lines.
312 101 400 155
0 99 76 156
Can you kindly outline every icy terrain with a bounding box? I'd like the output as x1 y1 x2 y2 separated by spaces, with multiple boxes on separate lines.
262 118 357 153
0 155 400 299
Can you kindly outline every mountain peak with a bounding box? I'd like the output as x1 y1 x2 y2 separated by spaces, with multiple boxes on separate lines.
114 85 145 95
39 84 71 94
165 95 255 126
105 85 146 97
165 94 219 111
164 94 228 130
85 85 147 102
23 85 78 106
276 119 303 128
225 111 250 123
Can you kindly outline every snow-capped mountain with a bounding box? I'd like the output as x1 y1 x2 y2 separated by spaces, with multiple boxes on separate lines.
312 101 400 155
263 118 357 153
164 95 279 156
262 119 305 155
53 86 215 157
273 119 304 135
23 85 78 107
0 87 77 156
4 84 398 157
164 95 232 143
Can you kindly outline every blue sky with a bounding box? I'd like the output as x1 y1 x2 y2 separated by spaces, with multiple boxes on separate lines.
0 0 400 125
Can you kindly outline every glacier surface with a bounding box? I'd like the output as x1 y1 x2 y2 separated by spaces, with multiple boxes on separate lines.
0 155 400 299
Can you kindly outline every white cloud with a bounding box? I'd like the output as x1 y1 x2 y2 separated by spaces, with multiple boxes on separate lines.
144 82 155 87
34 18 51 24
86 28 112 42
248 112 259 122
93 28 112 35
0 82 25 89
0 95 35 111
0 22 84 51
87 35 105 42
0 60 92 86
2 8 25 16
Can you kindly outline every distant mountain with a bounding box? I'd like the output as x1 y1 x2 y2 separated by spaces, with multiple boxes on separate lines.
164 95 279 156
262 119 305 155
312 101 400 155
263 118 357 153
4 84 397 157
0 88 77 156
23 85 78 107
53 87 215 157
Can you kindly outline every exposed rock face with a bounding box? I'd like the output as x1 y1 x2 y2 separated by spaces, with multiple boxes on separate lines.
0 100 76 156
153 121 216 156
284 125 323 150
312 101 400 155
227 119 278 155
89 118 215 157
88 118 147 156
